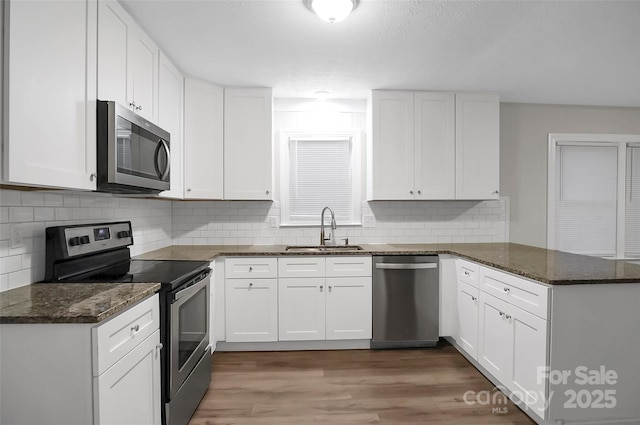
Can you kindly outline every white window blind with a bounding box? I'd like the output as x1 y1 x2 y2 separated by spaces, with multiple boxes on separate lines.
626 145 640 257
555 144 618 257
280 132 361 226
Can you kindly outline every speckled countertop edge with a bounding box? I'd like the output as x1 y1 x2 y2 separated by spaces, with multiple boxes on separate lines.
135 243 640 285
0 282 161 324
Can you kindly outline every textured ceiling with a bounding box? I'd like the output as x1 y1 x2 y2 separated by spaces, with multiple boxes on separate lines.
121 0 640 107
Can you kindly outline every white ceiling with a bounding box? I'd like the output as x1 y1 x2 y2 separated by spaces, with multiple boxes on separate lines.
121 0 640 107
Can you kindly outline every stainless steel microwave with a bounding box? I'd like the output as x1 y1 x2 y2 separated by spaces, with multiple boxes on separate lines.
97 100 170 194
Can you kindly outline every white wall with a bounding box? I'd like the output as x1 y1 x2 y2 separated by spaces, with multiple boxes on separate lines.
500 103 640 248
0 189 173 291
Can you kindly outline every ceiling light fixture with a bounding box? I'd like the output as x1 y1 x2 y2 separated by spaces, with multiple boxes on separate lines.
307 0 357 23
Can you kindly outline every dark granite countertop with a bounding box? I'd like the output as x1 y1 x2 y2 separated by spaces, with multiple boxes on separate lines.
0 282 161 324
135 243 640 285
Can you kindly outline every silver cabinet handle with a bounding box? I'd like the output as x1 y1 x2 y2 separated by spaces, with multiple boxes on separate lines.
266 189 270 195
249 266 253 272
375 263 438 270
186 188 192 192
409 190 414 195
129 102 136 109
464 270 471 277
493 190 499 195
249 282 253 288
505 314 512 320
328 286 332 292
131 324 140 332
471 296 477 301
320 285 323 292
499 312 504 317
89 173 97 182
136 105 143 111
417 190 422 195
504 287 510 293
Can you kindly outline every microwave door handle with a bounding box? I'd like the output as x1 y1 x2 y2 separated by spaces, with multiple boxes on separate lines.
153 139 171 181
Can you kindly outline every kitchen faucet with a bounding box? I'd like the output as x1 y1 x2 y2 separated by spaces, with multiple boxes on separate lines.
320 206 337 245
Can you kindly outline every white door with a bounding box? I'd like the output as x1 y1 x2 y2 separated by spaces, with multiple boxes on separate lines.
5 0 97 190
97 0 128 107
455 93 500 200
510 308 548 420
94 330 161 425
127 27 158 122
225 279 278 342
278 278 326 341
478 292 513 384
457 281 479 359
183 79 224 199
368 90 415 200
414 92 456 199
325 277 372 340
224 88 273 200
158 52 184 199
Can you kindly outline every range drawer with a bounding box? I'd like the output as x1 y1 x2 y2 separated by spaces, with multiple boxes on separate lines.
479 266 550 319
326 256 372 277
278 257 325 278
92 294 159 376
456 259 480 287
225 257 277 279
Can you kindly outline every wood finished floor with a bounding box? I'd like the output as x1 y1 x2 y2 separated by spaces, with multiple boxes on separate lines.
189 342 536 425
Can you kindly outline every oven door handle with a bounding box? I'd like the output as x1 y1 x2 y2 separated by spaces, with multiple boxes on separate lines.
172 268 211 303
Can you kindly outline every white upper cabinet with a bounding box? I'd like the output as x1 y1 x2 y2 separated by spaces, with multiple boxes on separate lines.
455 93 500 200
368 90 415 200
224 88 273 200
3 0 97 190
98 0 158 122
183 78 224 199
415 92 456 199
368 90 499 201
158 53 184 199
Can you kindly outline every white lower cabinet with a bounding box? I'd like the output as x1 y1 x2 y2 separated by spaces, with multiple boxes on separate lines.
225 278 278 342
457 280 479 359
0 294 161 425
278 256 372 342
94 329 161 425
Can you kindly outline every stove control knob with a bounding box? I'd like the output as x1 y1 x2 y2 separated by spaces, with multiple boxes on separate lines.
69 237 81 246
80 235 91 245
117 230 131 239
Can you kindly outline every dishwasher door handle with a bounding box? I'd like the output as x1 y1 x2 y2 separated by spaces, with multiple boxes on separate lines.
375 263 438 270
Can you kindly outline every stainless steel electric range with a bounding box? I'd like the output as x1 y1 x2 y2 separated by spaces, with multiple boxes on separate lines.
44 221 211 425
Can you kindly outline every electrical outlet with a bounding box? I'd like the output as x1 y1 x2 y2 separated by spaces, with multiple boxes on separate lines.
269 216 278 228
11 225 24 249
363 215 376 228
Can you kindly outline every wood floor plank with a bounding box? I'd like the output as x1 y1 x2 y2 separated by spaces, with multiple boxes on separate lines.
189 341 536 425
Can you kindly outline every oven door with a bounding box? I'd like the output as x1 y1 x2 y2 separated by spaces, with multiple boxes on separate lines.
169 269 211 398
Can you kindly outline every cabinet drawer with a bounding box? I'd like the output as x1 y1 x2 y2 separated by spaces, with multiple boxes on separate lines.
456 259 479 287
93 294 159 376
479 267 549 319
278 257 325 278
326 256 372 277
225 257 277 279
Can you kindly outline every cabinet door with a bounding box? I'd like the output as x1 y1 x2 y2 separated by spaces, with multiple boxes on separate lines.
478 292 512 384
97 0 128 107
510 308 548 420
457 281 479 359
225 278 278 342
414 92 456 199
183 79 224 199
224 88 273 200
94 330 161 425
455 93 500 200
4 0 97 190
278 278 326 341
368 90 415 200
158 52 184 199
326 277 372 340
127 26 158 122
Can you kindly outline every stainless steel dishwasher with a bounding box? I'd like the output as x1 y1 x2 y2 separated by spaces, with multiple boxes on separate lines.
371 256 439 349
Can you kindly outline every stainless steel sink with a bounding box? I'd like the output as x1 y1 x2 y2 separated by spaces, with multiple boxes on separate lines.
285 245 364 253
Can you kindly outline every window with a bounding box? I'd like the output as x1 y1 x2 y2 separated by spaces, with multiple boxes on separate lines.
548 134 640 259
280 131 362 226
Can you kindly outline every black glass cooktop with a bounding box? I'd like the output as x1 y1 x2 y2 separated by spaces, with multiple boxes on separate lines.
65 259 210 288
